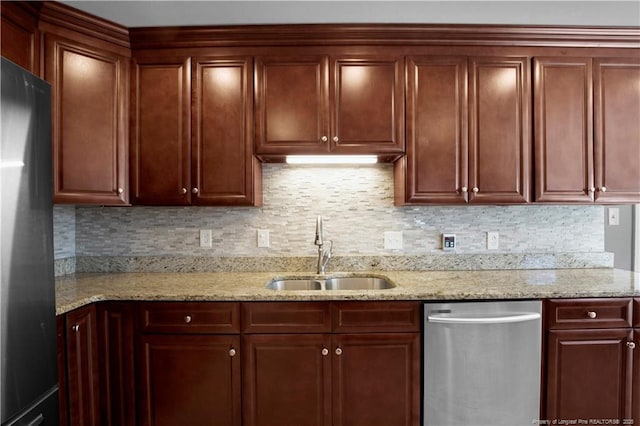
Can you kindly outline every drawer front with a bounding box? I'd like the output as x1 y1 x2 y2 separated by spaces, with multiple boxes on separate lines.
241 302 331 334
138 302 240 334
635 298 640 327
332 301 421 333
546 298 632 330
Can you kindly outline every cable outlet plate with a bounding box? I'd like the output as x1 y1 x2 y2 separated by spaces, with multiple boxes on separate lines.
200 229 212 248
384 231 403 250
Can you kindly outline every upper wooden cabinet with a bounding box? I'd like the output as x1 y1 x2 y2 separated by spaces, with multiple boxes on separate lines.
130 55 261 206
0 1 41 75
44 33 129 205
534 57 640 203
255 54 405 159
130 56 191 205
396 55 530 205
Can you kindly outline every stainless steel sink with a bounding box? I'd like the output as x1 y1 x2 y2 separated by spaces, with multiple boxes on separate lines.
266 276 395 291
266 279 323 291
325 276 395 290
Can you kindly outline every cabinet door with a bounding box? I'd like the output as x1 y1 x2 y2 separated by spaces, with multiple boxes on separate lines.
65 304 100 426
593 58 640 203
332 333 420 426
469 56 531 203
546 328 633 421
400 56 468 204
137 334 241 426
243 334 332 426
45 34 128 205
96 303 135 426
255 56 329 155
331 56 404 155
192 56 261 206
0 1 40 75
130 56 191 205
534 57 594 202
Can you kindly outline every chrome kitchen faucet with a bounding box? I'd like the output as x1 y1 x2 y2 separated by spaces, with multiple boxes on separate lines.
314 215 332 275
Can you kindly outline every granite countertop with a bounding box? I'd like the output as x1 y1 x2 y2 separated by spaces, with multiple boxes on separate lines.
55 268 640 315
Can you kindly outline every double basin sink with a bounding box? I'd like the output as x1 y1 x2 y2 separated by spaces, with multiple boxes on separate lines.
266 275 396 291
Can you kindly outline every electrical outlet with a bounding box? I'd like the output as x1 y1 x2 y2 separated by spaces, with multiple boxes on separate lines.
442 233 456 251
384 231 403 250
487 232 499 250
257 229 270 247
608 207 620 226
199 229 212 248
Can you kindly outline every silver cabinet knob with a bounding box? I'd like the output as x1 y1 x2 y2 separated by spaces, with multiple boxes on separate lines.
192 188 199 194
587 311 597 319
588 187 595 193
184 315 192 323
461 187 468 193
600 186 607 192
321 348 329 356
627 341 636 350
72 324 80 332
333 136 339 143
335 347 342 356
321 136 328 143
117 188 124 194
181 188 187 194
472 187 479 193
229 348 237 357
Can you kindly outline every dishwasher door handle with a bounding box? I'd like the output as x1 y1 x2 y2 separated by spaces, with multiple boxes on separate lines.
427 312 541 324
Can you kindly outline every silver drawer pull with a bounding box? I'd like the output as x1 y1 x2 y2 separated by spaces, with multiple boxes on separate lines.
229 348 237 357
335 347 342 356
587 311 597 319
184 315 192 323
627 342 636 350
71 324 80 332
321 348 329 356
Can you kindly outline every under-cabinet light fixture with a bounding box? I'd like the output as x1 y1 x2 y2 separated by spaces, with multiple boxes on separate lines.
285 155 378 164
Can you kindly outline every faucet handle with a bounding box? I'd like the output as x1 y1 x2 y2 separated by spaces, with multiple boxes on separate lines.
324 240 333 260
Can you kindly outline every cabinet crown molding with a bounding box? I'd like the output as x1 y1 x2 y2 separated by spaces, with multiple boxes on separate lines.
130 23 640 50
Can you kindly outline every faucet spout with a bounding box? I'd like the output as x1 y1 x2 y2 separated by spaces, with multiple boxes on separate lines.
314 216 332 274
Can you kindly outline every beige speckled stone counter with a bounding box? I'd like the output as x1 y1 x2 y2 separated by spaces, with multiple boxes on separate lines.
55 269 640 315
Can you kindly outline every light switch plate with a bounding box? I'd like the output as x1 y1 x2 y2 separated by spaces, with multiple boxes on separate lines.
487 232 499 250
384 231 403 250
608 207 620 226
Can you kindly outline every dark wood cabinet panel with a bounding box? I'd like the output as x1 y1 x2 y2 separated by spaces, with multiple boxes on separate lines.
65 304 100 426
130 56 191 205
634 298 640 328
96 303 135 426
331 56 404 154
546 328 633 421
44 34 128 205
546 298 633 330
633 329 640 423
242 334 332 426
534 57 594 202
0 1 41 75
137 334 241 426
593 57 640 203
192 56 262 206
469 56 531 203
398 56 468 204
255 55 329 154
332 333 420 426
242 302 331 334
138 301 240 334
331 301 420 333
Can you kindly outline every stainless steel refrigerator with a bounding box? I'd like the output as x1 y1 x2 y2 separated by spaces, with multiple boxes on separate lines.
1 58 59 425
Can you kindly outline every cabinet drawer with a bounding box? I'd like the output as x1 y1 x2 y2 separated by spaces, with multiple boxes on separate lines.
241 302 331 333
138 302 240 334
546 298 632 329
635 298 640 328
332 301 421 333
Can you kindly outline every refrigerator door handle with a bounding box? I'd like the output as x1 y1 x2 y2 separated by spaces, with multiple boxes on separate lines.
427 312 541 324
26 414 44 426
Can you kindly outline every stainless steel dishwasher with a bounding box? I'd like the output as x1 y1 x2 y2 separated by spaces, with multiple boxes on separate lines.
423 300 542 426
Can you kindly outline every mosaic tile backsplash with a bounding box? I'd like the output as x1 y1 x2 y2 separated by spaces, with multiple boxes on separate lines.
53 164 606 263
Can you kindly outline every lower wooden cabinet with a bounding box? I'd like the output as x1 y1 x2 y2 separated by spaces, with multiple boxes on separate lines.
544 298 637 423
58 302 135 426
